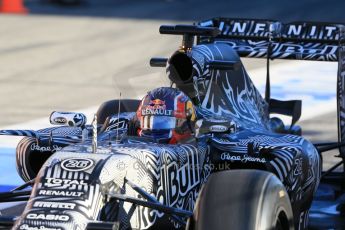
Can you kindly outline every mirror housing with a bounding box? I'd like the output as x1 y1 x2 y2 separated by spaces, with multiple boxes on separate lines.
195 118 236 137
50 111 87 127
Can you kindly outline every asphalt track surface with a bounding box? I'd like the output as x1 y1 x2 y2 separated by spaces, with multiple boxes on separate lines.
0 0 345 226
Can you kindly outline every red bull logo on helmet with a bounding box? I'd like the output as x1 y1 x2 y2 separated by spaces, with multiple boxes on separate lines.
150 99 166 107
142 99 173 116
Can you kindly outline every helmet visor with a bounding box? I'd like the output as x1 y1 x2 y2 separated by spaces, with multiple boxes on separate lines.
141 116 177 130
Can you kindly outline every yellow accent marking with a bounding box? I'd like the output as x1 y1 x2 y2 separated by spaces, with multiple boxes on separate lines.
279 190 285 198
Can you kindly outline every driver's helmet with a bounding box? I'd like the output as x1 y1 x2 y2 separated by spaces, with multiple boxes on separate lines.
136 87 196 144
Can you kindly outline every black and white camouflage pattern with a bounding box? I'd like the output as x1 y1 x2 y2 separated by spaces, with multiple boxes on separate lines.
13 142 211 230
337 26 345 157
182 40 320 229
8 19 329 230
198 18 343 61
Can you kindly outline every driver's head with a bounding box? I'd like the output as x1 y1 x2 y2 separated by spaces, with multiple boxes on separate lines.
136 87 196 144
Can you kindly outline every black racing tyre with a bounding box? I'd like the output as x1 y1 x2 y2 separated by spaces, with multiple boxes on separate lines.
16 137 53 182
188 170 294 230
96 99 141 125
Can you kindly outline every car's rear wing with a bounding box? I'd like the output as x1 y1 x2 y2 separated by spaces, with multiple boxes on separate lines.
198 18 345 159
198 18 345 62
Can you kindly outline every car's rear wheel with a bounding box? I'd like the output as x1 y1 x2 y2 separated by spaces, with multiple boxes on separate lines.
188 170 294 230
96 99 141 125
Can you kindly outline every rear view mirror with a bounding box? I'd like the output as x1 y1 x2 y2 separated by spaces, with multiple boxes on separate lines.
49 111 87 127
195 118 236 137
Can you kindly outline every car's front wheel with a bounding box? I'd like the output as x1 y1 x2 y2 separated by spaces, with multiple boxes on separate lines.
188 170 294 230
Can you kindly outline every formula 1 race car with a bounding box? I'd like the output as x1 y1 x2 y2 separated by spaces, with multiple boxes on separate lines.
0 18 344 230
